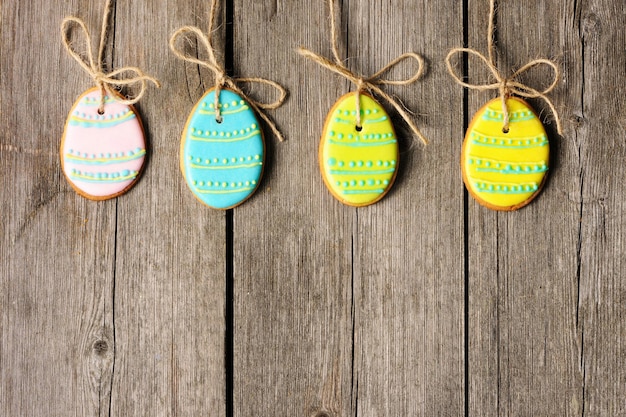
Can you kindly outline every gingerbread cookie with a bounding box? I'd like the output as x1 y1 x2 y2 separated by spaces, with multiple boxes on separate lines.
60 87 147 200
319 92 399 207
461 97 549 211
180 88 265 209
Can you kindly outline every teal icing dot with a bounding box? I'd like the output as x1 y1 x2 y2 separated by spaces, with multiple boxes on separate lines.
366 161 373 168
336 181 341 186
359 180 365 186
468 159 474 165
391 160 396 166
367 179 375 186
337 133 344 139
328 157 337 166
338 161 345 168
342 181 349 187
375 134 381 140
525 185 532 191
524 166 531 172
122 170 130 176
485 162 491 167
365 109 371 115
377 160 383 166
357 161 363 167
349 161 355 168
383 179 390 185
329 131 335 137
348 134 354 139
344 110 350 116
376 180 382 185
383 161 390 167
349 180 357 187
488 185 494 191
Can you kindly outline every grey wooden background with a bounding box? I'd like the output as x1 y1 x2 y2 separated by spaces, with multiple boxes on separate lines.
1 0 625 416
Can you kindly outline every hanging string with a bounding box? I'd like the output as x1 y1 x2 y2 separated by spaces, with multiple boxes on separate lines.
61 0 160 113
169 0 287 141
445 0 562 135
298 0 428 145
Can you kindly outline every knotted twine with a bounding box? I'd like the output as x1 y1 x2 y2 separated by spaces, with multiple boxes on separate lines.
445 0 562 135
61 0 160 114
298 0 428 145
169 0 287 142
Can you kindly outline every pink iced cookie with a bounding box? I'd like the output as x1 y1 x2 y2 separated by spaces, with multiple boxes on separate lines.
60 87 147 200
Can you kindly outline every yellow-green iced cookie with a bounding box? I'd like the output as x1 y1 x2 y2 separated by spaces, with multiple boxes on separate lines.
462 97 549 211
319 92 398 207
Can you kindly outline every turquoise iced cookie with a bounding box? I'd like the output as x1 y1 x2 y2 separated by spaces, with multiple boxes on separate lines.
180 88 265 209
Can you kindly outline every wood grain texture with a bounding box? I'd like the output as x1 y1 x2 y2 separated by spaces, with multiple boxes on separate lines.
1 0 626 416
109 1 227 416
466 0 625 416
1 2 119 416
232 2 355 416
348 1 465 416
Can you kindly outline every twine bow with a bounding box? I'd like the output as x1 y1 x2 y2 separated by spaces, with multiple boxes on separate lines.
298 0 428 145
445 0 562 135
61 0 160 113
169 1 287 142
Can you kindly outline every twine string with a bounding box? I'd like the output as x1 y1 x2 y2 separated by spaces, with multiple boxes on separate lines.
298 0 428 145
445 0 562 135
169 0 287 141
61 0 160 113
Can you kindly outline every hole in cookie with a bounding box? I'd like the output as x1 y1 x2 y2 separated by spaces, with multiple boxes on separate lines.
215 116 223 124
355 125 363 132
97 108 105 115
502 127 509 134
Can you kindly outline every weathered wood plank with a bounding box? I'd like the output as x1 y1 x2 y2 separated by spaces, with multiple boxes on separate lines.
109 1 226 416
234 0 464 415
232 1 354 416
576 0 626 415
0 1 118 416
348 1 465 416
467 0 586 415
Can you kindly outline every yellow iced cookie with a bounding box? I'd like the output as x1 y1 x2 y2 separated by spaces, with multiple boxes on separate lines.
462 97 550 211
319 92 399 207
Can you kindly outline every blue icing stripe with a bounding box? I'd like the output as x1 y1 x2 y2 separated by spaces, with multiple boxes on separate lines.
69 109 136 128
182 89 264 209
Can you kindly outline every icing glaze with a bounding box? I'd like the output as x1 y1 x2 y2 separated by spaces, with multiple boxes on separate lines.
462 97 549 210
319 92 398 206
60 87 147 200
180 88 264 209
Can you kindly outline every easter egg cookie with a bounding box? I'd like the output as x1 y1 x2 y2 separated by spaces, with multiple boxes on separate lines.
180 88 264 209
320 92 399 207
60 87 147 200
462 97 549 211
